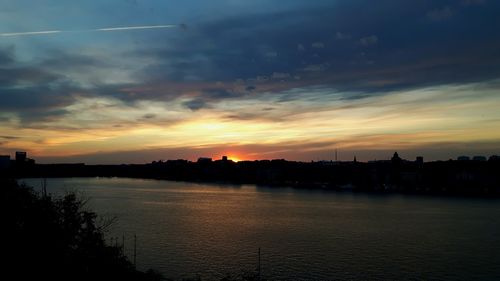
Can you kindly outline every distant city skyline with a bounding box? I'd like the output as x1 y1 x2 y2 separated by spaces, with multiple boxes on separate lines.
1 0 500 164
1 149 497 166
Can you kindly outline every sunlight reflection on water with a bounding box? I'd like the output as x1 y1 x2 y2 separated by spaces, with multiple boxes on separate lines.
22 177 500 281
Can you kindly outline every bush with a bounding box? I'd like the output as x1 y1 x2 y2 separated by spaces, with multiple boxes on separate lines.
0 178 164 281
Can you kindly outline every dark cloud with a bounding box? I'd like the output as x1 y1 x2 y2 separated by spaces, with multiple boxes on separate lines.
0 47 135 126
181 88 247 110
245 85 256 91
0 46 15 65
0 47 74 124
142 113 156 119
340 93 376 101
0 67 59 88
203 88 240 99
39 51 111 72
183 99 207 111
0 85 74 125
461 0 486 6
0 136 19 140
127 0 500 99
359 35 378 46
335 32 352 40
426 6 454 21
1 0 500 127
223 112 271 122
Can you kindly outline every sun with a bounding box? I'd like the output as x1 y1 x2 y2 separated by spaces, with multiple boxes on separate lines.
217 153 248 162
218 154 244 162
228 155 242 162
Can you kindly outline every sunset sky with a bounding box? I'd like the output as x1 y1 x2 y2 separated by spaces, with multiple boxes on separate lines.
1 0 500 164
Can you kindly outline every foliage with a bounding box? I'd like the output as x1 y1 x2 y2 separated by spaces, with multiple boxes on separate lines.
0 178 164 281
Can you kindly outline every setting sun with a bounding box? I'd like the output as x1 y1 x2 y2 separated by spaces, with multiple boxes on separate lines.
228 156 242 162
216 154 243 162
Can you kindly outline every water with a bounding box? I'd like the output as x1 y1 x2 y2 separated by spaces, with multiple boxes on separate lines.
21 177 500 280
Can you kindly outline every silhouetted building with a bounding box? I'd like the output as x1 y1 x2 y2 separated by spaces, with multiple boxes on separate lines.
166 159 188 164
391 152 402 164
457 156 470 161
489 155 500 162
416 156 424 164
16 151 27 163
197 157 212 163
0 155 10 169
222 156 228 161
472 156 487 161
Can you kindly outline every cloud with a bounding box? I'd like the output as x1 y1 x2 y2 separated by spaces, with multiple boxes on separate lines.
0 47 137 127
335 32 351 40
359 35 378 46
311 42 325 48
0 66 59 88
142 113 156 119
124 0 500 97
0 86 73 123
461 0 486 6
264 51 278 58
183 99 207 111
33 137 500 164
0 135 19 140
302 63 330 72
245 85 256 91
426 6 453 21
0 0 499 164
1 0 500 132
0 46 15 64
271 72 291 79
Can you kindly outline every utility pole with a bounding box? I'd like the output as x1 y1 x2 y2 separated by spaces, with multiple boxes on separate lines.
258 247 261 281
41 178 47 197
133 234 137 268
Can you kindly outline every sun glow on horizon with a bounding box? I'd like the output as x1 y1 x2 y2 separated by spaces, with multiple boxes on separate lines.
1 75 500 163
212 153 248 162
228 156 242 162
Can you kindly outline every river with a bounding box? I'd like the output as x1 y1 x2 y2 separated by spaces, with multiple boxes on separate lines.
21 177 500 280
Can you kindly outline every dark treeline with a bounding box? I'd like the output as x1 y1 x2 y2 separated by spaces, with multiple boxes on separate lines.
0 178 164 281
4 153 500 196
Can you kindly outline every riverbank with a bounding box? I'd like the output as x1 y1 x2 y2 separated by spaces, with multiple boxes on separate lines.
5 158 500 196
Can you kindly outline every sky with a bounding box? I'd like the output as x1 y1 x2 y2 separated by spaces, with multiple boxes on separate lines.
1 0 500 164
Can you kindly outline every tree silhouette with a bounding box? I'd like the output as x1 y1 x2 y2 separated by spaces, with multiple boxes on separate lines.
0 178 164 281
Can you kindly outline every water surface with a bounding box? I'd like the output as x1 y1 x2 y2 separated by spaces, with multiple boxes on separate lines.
22 177 500 280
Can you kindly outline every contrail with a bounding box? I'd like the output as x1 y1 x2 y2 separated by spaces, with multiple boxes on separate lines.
0 25 178 37
0 30 62 37
97 25 176 31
